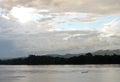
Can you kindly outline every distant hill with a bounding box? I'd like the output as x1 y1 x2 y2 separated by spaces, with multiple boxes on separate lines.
48 49 120 58
1 50 120 65
93 49 120 55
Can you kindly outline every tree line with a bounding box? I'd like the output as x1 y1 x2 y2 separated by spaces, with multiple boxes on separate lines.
0 53 120 65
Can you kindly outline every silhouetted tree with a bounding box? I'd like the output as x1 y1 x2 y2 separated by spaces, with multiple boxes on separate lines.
1 54 120 65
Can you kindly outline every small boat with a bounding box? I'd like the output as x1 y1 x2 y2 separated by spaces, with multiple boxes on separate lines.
81 71 89 73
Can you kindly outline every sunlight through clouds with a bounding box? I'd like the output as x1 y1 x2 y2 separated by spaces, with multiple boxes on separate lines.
10 6 40 23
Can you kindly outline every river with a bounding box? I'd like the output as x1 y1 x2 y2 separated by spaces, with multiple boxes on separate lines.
0 65 120 82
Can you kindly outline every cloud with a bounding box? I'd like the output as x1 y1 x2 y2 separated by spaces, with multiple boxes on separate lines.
0 17 119 55
0 40 26 58
0 0 119 26
0 0 119 25
0 18 102 55
10 31 100 53
0 0 120 57
1 0 120 15
0 17 120 56
0 17 55 36
102 19 120 37
12 30 120 55
62 31 99 41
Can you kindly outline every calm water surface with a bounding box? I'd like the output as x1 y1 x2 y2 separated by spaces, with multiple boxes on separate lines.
0 65 120 82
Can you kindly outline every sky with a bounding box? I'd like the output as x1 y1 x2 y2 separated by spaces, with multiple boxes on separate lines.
0 0 120 58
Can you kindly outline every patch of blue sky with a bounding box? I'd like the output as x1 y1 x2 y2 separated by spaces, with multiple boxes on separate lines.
55 22 93 31
0 8 6 16
31 14 41 22
55 15 120 31
0 8 3 15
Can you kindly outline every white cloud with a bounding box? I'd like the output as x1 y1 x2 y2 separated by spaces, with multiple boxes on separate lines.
102 19 120 37
1 15 10 20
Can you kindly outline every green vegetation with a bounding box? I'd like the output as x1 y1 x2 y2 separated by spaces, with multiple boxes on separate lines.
0 53 120 65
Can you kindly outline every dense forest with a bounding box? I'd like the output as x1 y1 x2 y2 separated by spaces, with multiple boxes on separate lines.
0 53 120 65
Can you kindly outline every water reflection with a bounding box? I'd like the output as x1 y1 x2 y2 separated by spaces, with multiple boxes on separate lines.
0 65 120 82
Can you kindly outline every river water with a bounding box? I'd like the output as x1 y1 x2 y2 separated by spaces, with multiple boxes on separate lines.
0 65 120 82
